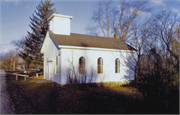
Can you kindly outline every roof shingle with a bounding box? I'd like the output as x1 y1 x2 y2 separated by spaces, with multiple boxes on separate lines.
49 30 135 50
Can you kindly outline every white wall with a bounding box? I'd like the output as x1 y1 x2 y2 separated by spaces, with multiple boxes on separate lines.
42 34 134 85
43 34 61 84
60 47 134 85
49 16 71 35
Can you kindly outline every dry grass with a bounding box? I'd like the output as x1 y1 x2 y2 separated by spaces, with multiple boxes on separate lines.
5 72 179 114
29 75 44 80
105 86 141 96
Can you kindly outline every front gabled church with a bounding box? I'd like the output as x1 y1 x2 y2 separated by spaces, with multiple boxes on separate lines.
41 14 136 85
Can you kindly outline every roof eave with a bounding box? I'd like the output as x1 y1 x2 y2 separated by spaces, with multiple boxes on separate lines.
48 14 73 21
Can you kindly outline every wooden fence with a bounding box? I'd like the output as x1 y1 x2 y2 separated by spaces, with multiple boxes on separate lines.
14 74 29 81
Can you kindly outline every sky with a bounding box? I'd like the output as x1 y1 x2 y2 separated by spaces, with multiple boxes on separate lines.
0 0 179 56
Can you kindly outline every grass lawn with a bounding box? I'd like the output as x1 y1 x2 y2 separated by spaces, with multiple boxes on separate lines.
5 72 179 114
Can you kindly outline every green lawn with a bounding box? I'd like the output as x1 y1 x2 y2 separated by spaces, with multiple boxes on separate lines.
5 73 179 114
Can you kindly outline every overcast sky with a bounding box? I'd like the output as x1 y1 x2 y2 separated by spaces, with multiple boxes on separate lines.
0 0 179 55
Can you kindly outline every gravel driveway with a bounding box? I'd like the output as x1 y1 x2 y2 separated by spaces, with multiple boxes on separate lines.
0 69 15 114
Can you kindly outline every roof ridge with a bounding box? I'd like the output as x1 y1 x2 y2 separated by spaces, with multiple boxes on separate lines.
49 30 125 42
69 32 128 45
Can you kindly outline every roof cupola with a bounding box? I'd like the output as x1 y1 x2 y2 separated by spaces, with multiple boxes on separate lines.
48 14 73 35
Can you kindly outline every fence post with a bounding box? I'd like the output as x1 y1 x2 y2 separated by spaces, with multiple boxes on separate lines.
24 75 27 81
16 75 18 81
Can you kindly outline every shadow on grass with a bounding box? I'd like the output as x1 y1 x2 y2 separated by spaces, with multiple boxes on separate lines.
5 74 179 114
122 80 179 114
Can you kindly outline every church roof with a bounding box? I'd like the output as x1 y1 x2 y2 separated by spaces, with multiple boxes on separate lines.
49 30 136 51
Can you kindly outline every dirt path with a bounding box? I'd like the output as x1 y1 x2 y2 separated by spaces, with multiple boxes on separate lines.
0 69 15 114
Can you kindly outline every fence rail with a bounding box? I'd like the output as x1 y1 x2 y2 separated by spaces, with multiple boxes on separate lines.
14 74 29 81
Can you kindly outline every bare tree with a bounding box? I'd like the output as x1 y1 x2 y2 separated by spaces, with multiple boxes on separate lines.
127 10 180 109
0 49 20 70
66 52 96 85
152 10 179 73
126 23 152 81
126 9 179 82
66 60 96 85
86 0 150 41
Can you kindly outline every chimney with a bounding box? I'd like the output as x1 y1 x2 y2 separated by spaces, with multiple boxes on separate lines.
48 14 73 35
114 33 117 39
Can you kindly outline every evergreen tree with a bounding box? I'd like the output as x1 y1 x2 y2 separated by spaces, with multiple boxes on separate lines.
12 0 56 70
19 37 34 70
28 0 56 68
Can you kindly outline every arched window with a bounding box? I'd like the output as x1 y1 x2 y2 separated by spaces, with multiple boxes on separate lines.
97 57 103 73
115 58 120 73
79 57 85 74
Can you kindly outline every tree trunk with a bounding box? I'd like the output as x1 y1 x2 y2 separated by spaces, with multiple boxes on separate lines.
13 60 15 71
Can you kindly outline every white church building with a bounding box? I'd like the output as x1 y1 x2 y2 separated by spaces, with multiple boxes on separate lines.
40 14 136 85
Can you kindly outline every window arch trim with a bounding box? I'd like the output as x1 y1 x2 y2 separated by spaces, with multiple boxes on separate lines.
79 56 85 74
97 57 103 73
115 58 120 73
